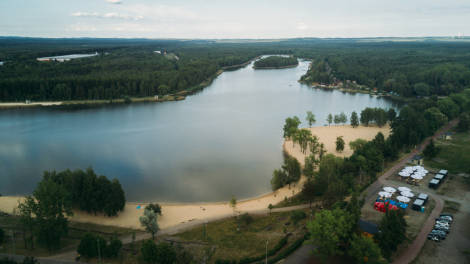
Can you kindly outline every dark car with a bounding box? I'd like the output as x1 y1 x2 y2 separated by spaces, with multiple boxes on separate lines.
428 235 440 242
429 232 445 240
434 227 450 233
431 230 447 237
440 213 454 217
435 217 452 223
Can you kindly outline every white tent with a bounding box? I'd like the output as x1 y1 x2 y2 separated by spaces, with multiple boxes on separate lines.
398 187 411 192
396 196 411 203
383 187 396 193
401 191 414 198
378 191 392 198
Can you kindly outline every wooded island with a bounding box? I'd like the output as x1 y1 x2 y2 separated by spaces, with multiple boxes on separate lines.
253 56 298 69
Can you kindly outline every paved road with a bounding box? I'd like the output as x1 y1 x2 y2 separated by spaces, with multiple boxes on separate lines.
283 245 314 264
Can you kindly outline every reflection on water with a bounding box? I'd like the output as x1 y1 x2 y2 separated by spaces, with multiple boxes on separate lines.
0 56 405 203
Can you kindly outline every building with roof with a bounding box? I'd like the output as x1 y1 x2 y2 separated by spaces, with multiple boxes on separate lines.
444 132 452 139
359 220 379 239
413 155 424 165
438 170 448 178
417 193 429 205
429 179 440 189
412 199 424 211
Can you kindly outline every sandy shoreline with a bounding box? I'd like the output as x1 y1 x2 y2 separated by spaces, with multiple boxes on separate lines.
0 124 390 231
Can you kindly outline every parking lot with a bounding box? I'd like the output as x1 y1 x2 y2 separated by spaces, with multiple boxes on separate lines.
413 200 470 264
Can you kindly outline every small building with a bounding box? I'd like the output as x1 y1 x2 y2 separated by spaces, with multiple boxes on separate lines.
434 174 444 181
154 51 161 54
25 99 31 104
417 193 429 205
413 155 424 165
154 95 158 99
444 132 452 140
429 179 440 189
412 199 424 211
438 170 448 178
0 61 3 66
359 220 379 239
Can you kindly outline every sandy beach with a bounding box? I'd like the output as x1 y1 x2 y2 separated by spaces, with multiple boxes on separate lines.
0 124 390 231
0 102 62 107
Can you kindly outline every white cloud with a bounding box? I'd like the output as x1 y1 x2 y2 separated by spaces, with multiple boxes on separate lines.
70 12 100 17
70 12 144 20
105 0 122 4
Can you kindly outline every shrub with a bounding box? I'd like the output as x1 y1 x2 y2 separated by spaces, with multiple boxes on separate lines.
222 260 231 264
240 212 254 227
290 210 307 226
124 96 131 103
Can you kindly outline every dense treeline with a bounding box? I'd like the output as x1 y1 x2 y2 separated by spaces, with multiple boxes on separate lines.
2 38 470 101
253 56 298 68
298 41 470 96
42 167 126 216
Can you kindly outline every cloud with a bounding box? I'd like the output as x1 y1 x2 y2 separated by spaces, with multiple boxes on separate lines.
105 0 122 4
70 12 100 17
70 12 144 20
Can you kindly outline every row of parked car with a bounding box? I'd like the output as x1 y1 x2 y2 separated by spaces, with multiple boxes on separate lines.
428 213 453 242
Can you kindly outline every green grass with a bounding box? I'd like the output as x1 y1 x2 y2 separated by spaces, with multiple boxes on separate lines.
426 132 470 174
175 210 311 263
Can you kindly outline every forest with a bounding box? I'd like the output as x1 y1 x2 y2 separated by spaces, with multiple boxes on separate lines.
1 37 470 102
253 56 298 68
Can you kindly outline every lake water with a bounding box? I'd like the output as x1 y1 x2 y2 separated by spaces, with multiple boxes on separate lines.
0 56 405 203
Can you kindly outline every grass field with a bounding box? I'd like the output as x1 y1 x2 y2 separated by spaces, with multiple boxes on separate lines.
425 131 470 174
174 209 312 263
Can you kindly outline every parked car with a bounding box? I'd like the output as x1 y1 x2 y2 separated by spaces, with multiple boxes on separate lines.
429 232 445 240
435 220 450 226
434 226 450 233
436 216 453 221
435 218 452 223
431 230 447 237
428 235 440 242
435 224 449 231
440 213 453 217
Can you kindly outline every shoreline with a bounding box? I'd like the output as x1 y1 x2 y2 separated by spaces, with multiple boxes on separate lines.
252 62 299 69
0 124 390 231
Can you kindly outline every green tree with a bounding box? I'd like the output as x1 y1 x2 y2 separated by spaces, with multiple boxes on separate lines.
290 210 306 226
156 242 177 264
376 108 388 127
387 108 397 122
350 111 359 127
31 179 74 252
146 203 162 216
438 98 460 119
457 113 470 132
305 208 353 264
77 232 97 260
326 114 333 126
139 209 159 240
318 143 327 162
303 154 318 178
423 138 440 158
105 236 123 259
334 115 341 125
124 95 131 103
413 83 430 96
104 178 126 217
229 195 237 211
335 136 345 153
306 111 316 127
270 169 286 195
17 196 36 250
339 111 347 125
360 108 373 126
376 209 408 260
283 116 301 139
348 233 381 264
240 212 254 227
302 178 316 208
348 138 368 151
141 239 158 264
268 204 273 211
19 256 39 264
282 157 301 188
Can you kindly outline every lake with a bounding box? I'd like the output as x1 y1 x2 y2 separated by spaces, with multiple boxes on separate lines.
0 56 405 203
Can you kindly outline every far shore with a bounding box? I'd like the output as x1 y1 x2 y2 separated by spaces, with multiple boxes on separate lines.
0 124 391 231
252 62 299 69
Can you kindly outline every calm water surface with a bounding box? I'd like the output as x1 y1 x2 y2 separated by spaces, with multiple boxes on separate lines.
0 57 405 203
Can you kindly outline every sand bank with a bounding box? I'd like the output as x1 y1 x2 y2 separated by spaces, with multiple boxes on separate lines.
0 124 389 231
284 124 391 163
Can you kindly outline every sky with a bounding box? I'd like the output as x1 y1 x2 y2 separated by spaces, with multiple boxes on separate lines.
1 0 469 39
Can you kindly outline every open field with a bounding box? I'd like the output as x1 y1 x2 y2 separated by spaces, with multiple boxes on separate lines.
425 131 470 174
